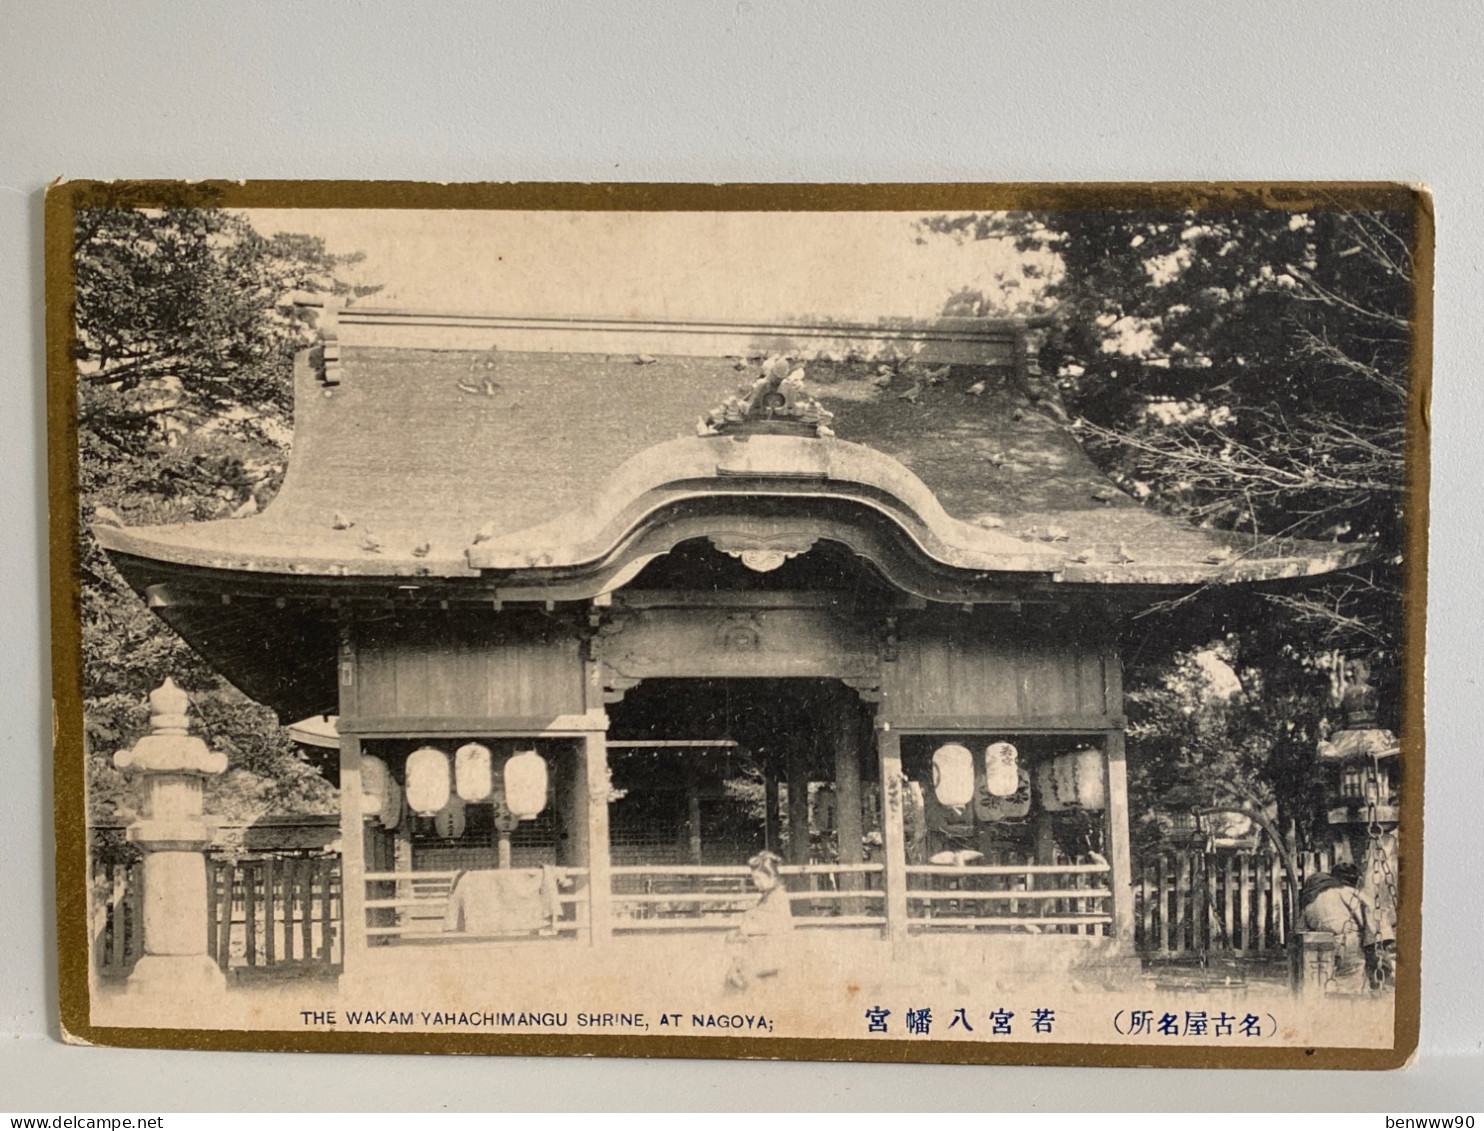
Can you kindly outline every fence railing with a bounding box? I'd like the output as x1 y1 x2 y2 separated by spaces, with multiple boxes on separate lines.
94 861 144 977
102 846 1346 964
610 863 887 931
905 862 1113 934
363 867 590 942
1134 848 1334 957
210 855 342 972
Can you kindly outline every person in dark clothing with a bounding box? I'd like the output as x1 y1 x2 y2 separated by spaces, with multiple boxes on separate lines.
1300 863 1377 993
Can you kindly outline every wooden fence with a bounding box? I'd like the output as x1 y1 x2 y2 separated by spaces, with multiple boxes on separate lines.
94 861 144 977
1134 848 1334 957
209 855 342 972
99 846 1344 969
907 862 1111 934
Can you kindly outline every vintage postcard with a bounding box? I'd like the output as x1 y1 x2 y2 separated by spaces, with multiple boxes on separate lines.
48 182 1427 1067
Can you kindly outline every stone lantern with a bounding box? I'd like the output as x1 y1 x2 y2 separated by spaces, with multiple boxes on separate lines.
113 678 228 992
1317 659 1400 852
1312 657 1401 987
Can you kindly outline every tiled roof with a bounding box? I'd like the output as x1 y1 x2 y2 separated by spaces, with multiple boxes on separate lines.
95 313 1372 593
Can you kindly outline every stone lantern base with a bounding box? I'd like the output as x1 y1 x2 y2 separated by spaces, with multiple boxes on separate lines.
127 953 226 995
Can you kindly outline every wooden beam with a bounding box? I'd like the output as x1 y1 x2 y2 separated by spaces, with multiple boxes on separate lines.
338 734 368 972
876 722 909 946
1101 646 1135 947
787 744 810 866
885 714 1121 734
684 764 703 865
834 698 865 913
337 714 608 737
614 590 911 611
560 745 588 941
764 775 780 854
582 732 612 943
605 739 738 749
1104 729 1136 947
393 811 414 928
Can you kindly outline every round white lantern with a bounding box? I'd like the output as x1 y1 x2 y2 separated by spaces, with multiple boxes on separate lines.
405 746 452 816
455 742 494 802
931 743 976 810
361 755 390 818
503 749 549 820
433 797 467 839
983 742 1020 798
1037 746 1107 811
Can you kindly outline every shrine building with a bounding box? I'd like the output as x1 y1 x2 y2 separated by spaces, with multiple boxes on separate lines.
95 306 1367 980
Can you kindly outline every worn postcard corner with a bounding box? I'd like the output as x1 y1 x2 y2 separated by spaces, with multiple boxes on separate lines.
51 181 1426 1067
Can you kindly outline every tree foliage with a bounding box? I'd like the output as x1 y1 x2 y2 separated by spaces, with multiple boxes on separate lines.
77 206 378 822
922 204 1418 842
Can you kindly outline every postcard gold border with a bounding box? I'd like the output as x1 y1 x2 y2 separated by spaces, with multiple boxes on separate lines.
46 179 1430 1070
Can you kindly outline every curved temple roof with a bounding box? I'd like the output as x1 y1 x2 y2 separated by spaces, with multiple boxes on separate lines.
95 307 1372 598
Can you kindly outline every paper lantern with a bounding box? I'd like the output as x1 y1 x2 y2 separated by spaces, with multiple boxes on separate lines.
503 749 549 820
361 755 389 818
406 746 452 816
491 797 520 834
433 797 467 839
380 777 404 831
931 743 976 810
1037 746 1107 811
974 767 1031 823
455 742 494 802
983 742 1020 798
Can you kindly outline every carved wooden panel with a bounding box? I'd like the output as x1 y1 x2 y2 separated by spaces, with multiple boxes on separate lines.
593 606 881 684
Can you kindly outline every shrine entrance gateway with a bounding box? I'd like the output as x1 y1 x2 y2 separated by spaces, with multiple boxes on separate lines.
334 539 1136 962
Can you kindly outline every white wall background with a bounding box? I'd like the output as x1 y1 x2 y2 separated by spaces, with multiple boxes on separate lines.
2 0 1480 1112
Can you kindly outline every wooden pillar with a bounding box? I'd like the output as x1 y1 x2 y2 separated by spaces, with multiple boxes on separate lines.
1034 812 1057 866
876 721 909 944
556 747 580 869
563 744 590 941
393 807 414 927
684 764 703 864
581 732 612 942
1104 729 1136 946
786 743 811 866
763 774 781 853
339 734 368 971
833 702 864 900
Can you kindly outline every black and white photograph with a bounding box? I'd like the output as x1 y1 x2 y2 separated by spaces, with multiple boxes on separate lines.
52 183 1426 1063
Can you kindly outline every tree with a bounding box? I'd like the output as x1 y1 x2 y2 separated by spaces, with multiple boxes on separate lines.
921 202 1418 841
76 204 380 825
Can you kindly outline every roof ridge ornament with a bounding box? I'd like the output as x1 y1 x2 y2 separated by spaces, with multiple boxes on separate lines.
698 356 835 438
